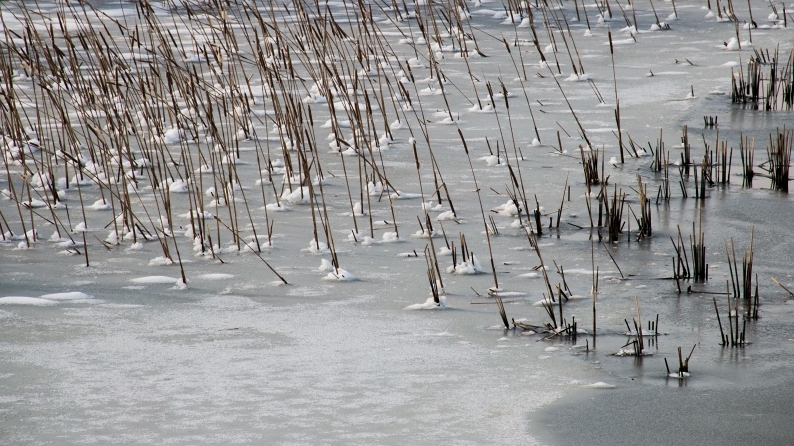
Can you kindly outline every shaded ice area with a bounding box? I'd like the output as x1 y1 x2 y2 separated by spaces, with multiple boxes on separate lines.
532 277 794 446
0 292 563 444
536 380 794 445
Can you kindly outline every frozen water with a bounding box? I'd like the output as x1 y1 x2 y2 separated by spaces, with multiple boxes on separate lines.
2 0 794 445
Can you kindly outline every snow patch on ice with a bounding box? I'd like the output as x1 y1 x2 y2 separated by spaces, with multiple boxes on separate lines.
323 268 358 281
148 256 174 266
0 296 56 305
405 296 447 310
39 292 93 300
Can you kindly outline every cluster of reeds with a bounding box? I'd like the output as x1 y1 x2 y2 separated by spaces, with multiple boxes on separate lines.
618 298 658 356
731 47 794 110
492 253 579 338
542 315 580 340
653 149 672 204
725 229 759 320
713 295 748 347
665 345 696 378
495 234 578 335
601 184 625 242
684 134 732 196
763 127 792 191
739 134 755 187
425 245 442 304
539 281 574 334
580 146 602 193
668 219 706 293
706 228 758 346
632 175 652 240
680 125 692 174
709 141 733 184
623 334 646 356
690 219 708 283
670 227 690 293
692 157 710 199
449 232 471 270
650 141 666 173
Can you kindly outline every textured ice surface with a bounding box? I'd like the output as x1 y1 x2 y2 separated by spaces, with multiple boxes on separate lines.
1 0 794 445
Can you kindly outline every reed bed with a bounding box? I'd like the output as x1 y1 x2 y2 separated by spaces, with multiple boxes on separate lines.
0 0 791 393
764 128 792 192
731 47 794 110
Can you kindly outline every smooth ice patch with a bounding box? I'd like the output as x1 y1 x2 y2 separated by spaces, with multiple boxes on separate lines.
130 276 180 284
195 273 235 280
581 382 616 389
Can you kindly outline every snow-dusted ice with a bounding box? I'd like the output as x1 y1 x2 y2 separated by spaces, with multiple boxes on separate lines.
1 0 794 444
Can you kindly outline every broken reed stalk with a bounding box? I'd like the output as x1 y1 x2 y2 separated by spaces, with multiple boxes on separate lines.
495 294 509 329
771 276 794 297
600 242 624 279
591 239 597 345
634 297 644 354
458 129 499 290
554 261 573 296
742 227 754 301
556 173 568 228
608 31 624 163
672 345 696 377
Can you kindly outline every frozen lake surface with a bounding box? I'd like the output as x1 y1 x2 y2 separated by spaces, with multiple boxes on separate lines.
2 0 794 444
